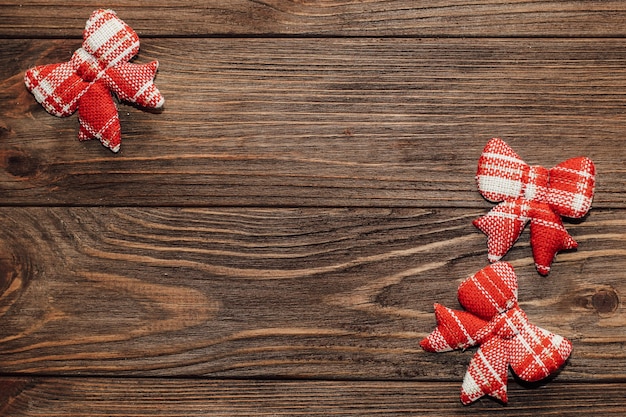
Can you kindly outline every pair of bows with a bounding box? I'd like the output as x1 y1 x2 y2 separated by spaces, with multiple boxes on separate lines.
24 9 164 152
421 262 572 404
474 138 595 275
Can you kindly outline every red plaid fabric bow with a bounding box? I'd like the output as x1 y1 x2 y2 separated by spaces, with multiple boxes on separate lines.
474 138 595 275
420 262 572 404
24 9 164 152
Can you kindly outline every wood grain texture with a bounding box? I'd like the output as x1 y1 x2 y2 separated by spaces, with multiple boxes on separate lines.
2 38 625 207
2 1 625 414
3 1 626 38
0 207 623 380
2 377 626 416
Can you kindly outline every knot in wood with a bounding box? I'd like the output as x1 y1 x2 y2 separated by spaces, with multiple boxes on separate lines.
3 149 40 178
592 288 620 315
0 257 12 297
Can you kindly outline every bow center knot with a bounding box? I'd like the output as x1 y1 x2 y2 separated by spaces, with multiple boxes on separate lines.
490 306 526 340
521 165 549 202
71 48 105 82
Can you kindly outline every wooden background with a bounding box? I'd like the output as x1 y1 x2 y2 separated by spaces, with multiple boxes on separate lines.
1 1 625 415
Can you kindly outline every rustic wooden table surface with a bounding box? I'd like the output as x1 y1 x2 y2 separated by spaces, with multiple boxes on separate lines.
1 1 625 415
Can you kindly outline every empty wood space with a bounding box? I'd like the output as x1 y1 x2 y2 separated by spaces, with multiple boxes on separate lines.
1 1 625 415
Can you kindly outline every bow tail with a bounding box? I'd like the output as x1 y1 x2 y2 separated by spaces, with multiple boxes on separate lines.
473 199 530 263
509 321 573 383
104 61 165 109
420 304 487 352
460 337 509 404
77 82 122 152
529 202 578 275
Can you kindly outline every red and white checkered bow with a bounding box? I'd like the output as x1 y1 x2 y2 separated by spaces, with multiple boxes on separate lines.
24 9 164 152
474 138 595 275
420 262 572 404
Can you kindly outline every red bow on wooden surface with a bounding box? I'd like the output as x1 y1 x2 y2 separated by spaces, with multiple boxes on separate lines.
473 138 595 275
24 9 164 152
420 262 572 404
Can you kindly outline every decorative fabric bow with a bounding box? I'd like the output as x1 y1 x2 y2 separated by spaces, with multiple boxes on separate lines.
474 138 595 275
24 9 164 152
420 262 572 404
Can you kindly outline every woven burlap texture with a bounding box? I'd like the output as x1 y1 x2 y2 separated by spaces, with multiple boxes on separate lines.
474 138 595 275
421 262 572 404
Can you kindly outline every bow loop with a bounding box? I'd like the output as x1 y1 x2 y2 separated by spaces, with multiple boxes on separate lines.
476 138 529 202
457 262 517 320
24 9 163 152
420 304 486 353
104 61 164 108
474 138 595 274
82 9 140 66
24 62 88 117
547 156 596 218
421 263 572 404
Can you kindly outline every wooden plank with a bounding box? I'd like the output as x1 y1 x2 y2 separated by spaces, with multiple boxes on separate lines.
2 38 624 207
0 207 623 379
3 1 626 38
1 377 626 416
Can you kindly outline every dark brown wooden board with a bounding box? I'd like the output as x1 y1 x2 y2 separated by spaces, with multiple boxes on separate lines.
2 377 626 416
3 1 626 38
2 2 625 415
0 207 622 380
2 38 625 207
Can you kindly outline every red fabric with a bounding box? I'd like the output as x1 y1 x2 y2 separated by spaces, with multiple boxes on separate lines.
420 262 572 404
474 138 595 275
24 9 164 152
